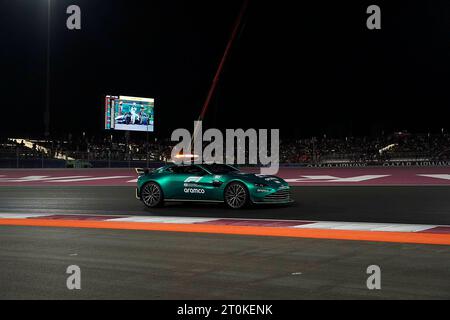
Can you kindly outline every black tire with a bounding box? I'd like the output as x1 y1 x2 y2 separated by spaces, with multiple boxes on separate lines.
224 182 249 209
141 182 164 208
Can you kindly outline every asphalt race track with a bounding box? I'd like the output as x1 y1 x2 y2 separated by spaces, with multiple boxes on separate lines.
1 225 449 300
0 184 450 299
1 186 450 225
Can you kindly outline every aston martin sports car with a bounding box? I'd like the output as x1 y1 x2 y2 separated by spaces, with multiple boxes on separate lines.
136 163 292 209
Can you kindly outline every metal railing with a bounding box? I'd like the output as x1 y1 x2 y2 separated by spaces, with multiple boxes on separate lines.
0 150 167 168
1 149 449 169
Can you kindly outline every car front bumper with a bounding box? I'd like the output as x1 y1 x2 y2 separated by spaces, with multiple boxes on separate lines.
250 187 293 204
135 188 140 200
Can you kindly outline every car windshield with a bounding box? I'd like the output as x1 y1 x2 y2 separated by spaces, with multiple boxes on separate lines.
167 165 207 175
202 164 240 174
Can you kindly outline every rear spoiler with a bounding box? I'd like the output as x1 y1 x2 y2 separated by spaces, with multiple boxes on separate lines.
135 168 150 176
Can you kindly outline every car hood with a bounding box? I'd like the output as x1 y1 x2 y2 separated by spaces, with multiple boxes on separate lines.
229 172 289 188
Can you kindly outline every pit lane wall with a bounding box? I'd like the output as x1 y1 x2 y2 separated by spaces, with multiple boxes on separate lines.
1 156 450 170
1 166 450 186
301 160 450 168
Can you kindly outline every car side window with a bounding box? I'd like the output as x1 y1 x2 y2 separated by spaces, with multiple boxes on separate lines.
165 167 176 173
169 166 186 174
185 165 206 175
169 165 206 175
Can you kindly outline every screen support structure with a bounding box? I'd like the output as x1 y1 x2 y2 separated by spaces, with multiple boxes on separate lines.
146 122 150 168
44 0 52 138
192 0 249 144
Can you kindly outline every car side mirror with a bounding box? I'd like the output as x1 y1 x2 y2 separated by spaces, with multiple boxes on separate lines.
212 180 223 187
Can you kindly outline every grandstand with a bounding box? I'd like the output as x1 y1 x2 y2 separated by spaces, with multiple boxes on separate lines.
1 133 450 168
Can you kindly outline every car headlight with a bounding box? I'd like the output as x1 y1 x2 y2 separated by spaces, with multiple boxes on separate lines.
254 183 268 187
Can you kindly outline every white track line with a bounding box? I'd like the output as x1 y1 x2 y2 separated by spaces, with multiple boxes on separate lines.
0 213 51 219
106 216 219 224
46 176 133 182
0 213 448 233
0 176 90 182
418 174 450 181
293 221 437 232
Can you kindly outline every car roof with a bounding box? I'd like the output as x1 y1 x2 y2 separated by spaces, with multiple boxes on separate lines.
164 163 238 172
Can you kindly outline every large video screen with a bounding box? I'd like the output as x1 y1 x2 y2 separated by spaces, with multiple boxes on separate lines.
105 95 155 132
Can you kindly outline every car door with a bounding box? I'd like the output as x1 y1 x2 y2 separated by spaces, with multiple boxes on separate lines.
166 165 212 200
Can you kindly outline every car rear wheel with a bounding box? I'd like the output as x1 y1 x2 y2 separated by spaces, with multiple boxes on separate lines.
224 182 248 209
141 182 164 208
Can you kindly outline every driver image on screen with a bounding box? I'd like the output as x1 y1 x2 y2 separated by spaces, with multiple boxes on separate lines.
140 106 149 126
130 103 140 125
109 96 154 132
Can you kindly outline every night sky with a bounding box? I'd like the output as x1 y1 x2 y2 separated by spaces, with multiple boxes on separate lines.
1 0 450 139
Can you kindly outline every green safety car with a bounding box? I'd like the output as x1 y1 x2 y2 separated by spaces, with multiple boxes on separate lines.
136 163 292 209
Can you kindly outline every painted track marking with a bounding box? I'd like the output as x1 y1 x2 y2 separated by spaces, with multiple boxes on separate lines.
1 214 449 245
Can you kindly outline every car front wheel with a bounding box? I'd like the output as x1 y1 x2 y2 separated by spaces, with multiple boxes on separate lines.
141 182 164 208
224 182 249 209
